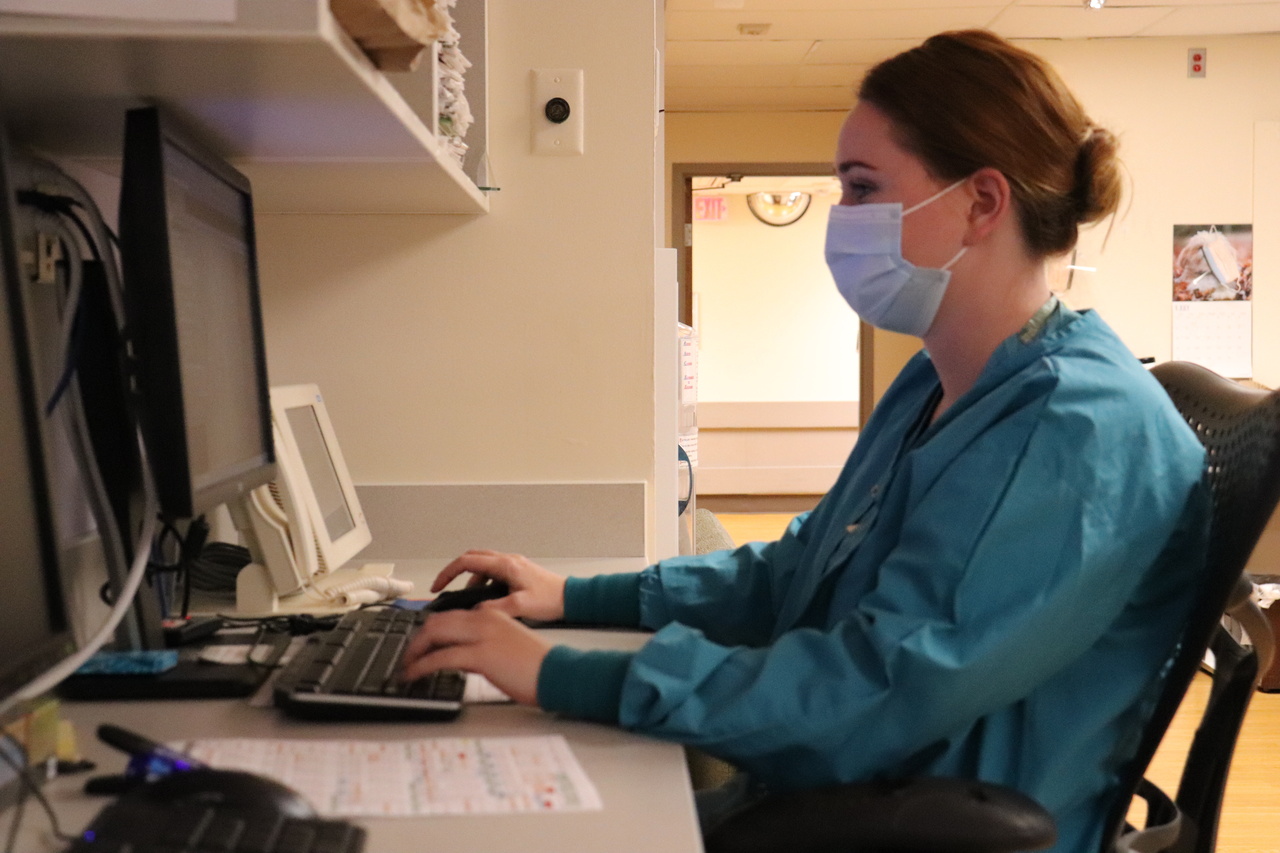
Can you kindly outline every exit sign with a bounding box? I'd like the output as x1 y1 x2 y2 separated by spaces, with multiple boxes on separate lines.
694 196 728 222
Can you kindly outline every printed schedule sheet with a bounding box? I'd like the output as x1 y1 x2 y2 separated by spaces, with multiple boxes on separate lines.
178 735 603 817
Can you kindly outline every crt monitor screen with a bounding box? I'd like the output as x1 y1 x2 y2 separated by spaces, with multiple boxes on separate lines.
120 106 274 520
271 384 372 575
0 128 74 712
287 405 357 543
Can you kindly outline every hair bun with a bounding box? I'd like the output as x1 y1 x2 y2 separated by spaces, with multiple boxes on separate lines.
1074 125 1122 226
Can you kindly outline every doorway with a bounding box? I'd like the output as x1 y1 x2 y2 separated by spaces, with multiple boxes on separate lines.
672 163 858 507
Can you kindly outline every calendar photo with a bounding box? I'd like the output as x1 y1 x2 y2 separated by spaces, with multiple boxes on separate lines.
1172 224 1252 378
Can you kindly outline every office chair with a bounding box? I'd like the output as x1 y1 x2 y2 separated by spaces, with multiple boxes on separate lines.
696 507 737 555
1110 361 1278 853
704 361 1279 853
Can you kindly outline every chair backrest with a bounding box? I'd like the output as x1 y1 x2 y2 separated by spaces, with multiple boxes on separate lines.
1101 362 1280 853
695 507 737 555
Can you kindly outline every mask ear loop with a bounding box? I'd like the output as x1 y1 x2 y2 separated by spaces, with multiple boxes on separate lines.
904 178 970 273
940 247 968 271
903 177 968 216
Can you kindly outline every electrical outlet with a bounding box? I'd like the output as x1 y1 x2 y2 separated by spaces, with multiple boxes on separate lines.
532 68 584 156
1188 48 1207 78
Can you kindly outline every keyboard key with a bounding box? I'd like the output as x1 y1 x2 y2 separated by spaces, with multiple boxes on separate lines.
292 661 335 692
361 635 406 693
326 635 381 694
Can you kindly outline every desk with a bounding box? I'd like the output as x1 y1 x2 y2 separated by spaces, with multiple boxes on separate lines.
11 628 704 853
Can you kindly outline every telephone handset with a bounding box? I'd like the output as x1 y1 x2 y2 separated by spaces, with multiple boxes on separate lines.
230 423 411 614
228 421 316 603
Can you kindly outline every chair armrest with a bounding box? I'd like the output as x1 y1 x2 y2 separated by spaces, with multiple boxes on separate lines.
1112 778 1181 853
703 777 1057 853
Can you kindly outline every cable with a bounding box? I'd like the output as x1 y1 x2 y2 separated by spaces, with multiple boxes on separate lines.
179 518 210 618
0 732 76 848
187 541 253 593
17 160 126 324
12 209 86 415
216 612 343 637
2 763 25 853
0 431 158 720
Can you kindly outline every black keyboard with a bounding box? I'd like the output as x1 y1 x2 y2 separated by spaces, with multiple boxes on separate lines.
67 801 365 853
273 608 465 721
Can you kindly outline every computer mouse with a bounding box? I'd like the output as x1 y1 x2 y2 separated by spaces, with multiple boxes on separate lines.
426 581 511 612
135 768 316 818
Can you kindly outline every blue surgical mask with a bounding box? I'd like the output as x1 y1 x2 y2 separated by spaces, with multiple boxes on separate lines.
824 179 968 337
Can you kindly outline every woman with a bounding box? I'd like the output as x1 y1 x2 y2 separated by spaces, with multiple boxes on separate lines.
402 30 1210 853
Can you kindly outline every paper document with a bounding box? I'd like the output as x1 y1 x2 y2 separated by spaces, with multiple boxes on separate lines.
179 736 602 816
463 673 512 703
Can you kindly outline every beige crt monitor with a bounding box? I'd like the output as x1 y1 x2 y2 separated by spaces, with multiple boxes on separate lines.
229 384 412 614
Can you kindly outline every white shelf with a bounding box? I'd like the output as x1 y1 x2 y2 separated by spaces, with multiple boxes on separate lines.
0 1 488 214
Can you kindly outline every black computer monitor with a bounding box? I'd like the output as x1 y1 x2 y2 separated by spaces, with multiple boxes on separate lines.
119 107 275 522
0 127 76 724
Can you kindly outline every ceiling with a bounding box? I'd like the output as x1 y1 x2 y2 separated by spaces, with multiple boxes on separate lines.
664 0 1280 112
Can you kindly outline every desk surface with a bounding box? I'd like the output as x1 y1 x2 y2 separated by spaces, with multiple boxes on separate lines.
13 629 703 853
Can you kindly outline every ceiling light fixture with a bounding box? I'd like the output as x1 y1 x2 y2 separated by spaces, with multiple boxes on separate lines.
1083 0 1105 8
746 192 812 227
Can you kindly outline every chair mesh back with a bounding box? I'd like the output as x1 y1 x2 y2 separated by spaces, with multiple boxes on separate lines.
1163 370 1280 582
1100 362 1280 852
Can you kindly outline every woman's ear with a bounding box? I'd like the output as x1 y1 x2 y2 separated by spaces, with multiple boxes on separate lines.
963 167 1012 244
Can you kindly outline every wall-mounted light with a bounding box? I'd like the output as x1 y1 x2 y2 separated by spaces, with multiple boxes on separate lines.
746 191 812 226
1083 0 1105 8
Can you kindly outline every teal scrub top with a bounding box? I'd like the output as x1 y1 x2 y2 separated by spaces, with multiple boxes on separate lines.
538 305 1210 853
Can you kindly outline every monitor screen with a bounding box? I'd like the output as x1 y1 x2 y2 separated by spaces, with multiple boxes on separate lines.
272 384 371 575
285 405 357 544
0 128 75 715
120 107 274 520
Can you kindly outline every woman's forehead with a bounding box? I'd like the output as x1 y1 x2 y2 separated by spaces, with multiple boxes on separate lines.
835 104 914 175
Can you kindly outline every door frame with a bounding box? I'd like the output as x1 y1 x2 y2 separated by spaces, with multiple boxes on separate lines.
670 162 882 422
671 162 833 327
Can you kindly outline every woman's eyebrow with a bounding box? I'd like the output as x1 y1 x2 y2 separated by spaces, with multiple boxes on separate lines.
836 159 874 175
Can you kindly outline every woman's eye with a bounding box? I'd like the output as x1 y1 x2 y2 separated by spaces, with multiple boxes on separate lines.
845 182 875 203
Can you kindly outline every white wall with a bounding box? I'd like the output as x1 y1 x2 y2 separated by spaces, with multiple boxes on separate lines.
668 33 1280 391
1031 35 1280 387
254 0 663 552
692 190 857 403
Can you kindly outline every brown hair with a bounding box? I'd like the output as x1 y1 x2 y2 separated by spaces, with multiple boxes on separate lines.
857 30 1122 258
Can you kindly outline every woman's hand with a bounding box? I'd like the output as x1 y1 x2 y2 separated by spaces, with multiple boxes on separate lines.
400 609 552 706
431 550 567 622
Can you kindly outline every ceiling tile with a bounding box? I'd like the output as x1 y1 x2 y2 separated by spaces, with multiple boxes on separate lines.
1136 3 1280 34
805 38 923 64
666 85 855 111
988 5 1175 37
663 1 1280 113
668 0 1011 9
791 64 872 87
1013 0 1277 5
667 8 1008 41
666 39 816 65
666 64 802 87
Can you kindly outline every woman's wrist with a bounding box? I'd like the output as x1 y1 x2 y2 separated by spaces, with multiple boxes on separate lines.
564 573 643 625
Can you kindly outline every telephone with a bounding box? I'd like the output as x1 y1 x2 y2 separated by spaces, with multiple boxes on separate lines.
228 417 412 615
